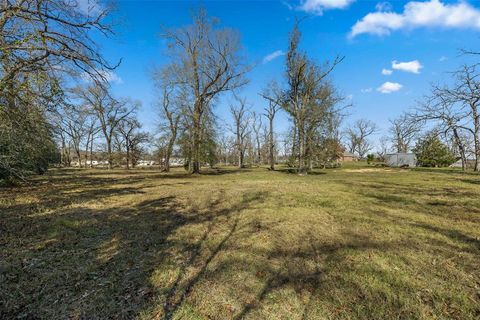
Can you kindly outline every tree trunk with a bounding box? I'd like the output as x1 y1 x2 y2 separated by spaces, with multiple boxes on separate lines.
126 141 130 170
191 107 201 174
90 133 95 168
85 132 91 168
297 125 305 173
473 107 480 172
107 139 113 169
452 127 467 171
239 149 244 169
269 117 275 170
192 131 201 174
76 147 82 168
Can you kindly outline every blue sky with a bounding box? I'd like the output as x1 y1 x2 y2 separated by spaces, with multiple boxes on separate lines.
99 0 480 146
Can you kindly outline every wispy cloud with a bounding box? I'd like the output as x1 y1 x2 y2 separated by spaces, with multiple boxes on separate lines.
263 50 285 64
298 0 354 15
350 0 480 38
377 81 403 94
381 68 393 75
439 56 448 62
361 88 373 93
392 60 423 74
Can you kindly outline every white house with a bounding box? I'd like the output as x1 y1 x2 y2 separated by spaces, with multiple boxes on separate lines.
385 153 416 167
137 160 156 166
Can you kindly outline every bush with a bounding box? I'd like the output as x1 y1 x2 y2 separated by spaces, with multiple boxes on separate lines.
412 133 456 167
0 106 59 184
367 154 375 164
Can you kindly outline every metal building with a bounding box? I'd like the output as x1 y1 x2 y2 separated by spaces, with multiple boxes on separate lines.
385 153 416 167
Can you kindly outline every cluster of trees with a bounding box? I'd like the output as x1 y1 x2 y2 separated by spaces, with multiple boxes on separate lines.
52 85 148 170
0 0 119 183
0 1 153 184
154 16 348 174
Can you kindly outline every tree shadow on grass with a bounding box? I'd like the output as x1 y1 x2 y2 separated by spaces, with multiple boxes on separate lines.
276 168 327 175
1 177 269 319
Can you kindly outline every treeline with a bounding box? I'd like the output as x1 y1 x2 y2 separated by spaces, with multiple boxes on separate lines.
2 2 479 184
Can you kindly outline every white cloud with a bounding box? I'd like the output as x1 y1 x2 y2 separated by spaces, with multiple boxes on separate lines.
361 88 373 93
392 60 423 73
377 81 403 93
376 2 393 12
350 0 480 38
299 0 354 15
439 56 448 62
262 50 285 64
381 68 393 75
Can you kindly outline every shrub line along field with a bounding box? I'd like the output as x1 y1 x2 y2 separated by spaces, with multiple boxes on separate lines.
1 164 479 319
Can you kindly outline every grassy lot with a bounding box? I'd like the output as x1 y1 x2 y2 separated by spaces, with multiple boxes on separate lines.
1 164 479 319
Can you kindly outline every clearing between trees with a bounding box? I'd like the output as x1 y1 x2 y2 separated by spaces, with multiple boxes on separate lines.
1 164 479 319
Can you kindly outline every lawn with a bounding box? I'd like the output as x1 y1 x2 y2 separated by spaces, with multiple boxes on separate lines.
1 164 479 319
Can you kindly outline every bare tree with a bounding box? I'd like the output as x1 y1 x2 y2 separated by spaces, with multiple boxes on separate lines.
389 113 421 153
442 65 480 171
161 9 249 173
345 119 378 159
251 111 262 165
230 96 250 169
118 116 142 169
413 80 474 171
154 71 183 172
57 104 88 167
260 81 281 170
377 136 390 162
76 84 139 169
84 117 100 168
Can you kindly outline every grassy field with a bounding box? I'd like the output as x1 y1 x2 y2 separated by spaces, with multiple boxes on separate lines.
1 164 479 319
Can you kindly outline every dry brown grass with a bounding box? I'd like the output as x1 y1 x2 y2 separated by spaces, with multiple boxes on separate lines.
1 164 479 319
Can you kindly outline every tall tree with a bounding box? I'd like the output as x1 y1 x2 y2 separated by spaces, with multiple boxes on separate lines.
163 10 248 173
281 21 343 173
154 70 183 172
260 81 281 170
161 9 249 173
441 65 480 171
413 65 480 171
230 95 250 169
251 111 262 165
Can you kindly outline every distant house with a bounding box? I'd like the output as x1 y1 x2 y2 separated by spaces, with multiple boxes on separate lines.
385 153 416 167
450 159 476 169
341 151 358 162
